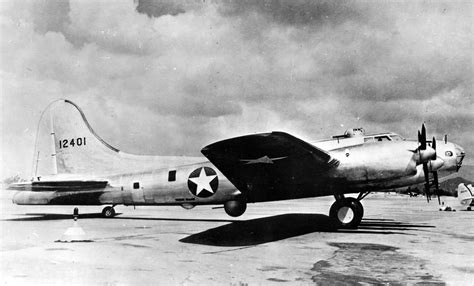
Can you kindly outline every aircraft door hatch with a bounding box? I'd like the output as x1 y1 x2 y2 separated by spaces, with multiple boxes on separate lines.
131 181 145 203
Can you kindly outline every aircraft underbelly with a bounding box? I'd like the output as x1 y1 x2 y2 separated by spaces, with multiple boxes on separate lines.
13 191 54 205
13 191 104 205
131 189 145 203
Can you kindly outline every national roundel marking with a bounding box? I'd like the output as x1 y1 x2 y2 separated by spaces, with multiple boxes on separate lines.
187 167 219 198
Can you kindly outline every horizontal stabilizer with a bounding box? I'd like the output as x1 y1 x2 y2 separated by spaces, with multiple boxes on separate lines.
201 131 339 202
8 180 108 192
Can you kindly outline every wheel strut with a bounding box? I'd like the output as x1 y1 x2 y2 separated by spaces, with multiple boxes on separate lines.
357 191 371 201
334 194 345 201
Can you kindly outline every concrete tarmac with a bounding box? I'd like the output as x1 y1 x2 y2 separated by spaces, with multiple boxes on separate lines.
1 191 473 285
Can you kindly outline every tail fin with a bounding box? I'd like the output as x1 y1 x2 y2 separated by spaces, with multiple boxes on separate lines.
457 183 473 206
33 99 123 177
33 100 198 179
54 100 123 174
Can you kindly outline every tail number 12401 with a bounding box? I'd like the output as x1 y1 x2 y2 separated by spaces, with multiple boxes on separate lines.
59 137 86 149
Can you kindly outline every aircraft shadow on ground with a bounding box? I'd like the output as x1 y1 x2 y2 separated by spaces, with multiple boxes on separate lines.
3 213 106 221
180 214 335 247
179 214 435 247
4 213 434 247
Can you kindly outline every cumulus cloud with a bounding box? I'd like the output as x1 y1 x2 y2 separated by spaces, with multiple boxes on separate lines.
0 0 472 178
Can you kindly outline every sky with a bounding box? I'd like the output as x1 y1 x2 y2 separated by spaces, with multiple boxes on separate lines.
0 0 472 179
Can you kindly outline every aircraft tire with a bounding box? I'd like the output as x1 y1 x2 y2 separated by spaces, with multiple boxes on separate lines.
329 199 363 229
344 197 364 218
102 206 116 218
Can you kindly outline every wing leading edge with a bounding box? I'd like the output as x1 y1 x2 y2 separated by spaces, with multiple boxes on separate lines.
201 131 339 202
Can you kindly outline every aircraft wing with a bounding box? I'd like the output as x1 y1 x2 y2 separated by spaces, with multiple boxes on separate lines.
201 131 339 202
8 180 108 192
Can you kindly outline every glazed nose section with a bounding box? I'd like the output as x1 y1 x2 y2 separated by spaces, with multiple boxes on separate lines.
454 144 465 171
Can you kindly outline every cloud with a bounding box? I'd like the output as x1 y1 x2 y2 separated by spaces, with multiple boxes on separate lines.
0 0 472 178
217 0 369 27
136 0 201 18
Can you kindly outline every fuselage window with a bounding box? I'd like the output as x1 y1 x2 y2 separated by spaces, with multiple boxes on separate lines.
445 151 453 157
133 182 140 189
168 170 176 182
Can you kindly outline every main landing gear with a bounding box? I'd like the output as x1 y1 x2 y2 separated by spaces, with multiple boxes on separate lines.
101 205 116 218
329 192 370 229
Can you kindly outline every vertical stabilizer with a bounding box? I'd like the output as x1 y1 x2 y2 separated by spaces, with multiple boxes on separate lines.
457 183 473 207
30 99 124 176
32 100 128 177
51 100 121 175
32 99 202 179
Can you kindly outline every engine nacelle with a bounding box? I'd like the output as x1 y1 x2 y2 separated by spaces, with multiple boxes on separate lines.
428 158 444 171
224 199 247 217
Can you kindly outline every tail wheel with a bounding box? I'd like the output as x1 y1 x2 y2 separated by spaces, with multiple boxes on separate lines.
329 198 363 229
102 206 116 218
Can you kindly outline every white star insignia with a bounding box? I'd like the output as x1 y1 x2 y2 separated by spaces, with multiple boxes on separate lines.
189 168 217 195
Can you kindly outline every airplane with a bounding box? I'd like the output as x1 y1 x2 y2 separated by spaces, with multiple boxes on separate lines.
457 183 473 210
8 99 466 229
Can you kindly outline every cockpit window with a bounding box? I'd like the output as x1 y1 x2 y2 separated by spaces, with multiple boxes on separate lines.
375 136 390 142
445 151 453 157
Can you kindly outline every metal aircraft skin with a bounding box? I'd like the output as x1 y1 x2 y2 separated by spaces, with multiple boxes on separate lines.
8 100 466 228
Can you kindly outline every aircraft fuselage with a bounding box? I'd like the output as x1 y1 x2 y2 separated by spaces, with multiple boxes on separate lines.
12 132 464 206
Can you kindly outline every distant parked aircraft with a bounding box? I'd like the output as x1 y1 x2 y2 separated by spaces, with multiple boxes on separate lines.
457 183 473 210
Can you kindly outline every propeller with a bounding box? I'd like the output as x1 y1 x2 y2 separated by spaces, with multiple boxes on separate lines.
422 162 431 202
431 137 441 204
417 124 431 202
417 124 442 204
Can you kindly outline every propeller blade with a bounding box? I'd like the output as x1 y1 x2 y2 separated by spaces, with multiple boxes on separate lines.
423 163 430 202
420 124 427 150
433 171 440 205
431 137 437 160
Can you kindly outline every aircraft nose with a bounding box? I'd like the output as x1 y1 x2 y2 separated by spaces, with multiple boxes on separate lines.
454 144 465 171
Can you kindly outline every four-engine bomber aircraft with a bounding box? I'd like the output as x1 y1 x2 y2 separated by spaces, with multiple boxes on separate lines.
8 100 466 228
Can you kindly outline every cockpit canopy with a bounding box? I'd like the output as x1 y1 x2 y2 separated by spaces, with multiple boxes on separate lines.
333 128 366 139
331 127 405 143
364 134 405 143
344 127 365 138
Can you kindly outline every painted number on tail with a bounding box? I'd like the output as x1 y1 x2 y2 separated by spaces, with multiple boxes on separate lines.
59 137 86 149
